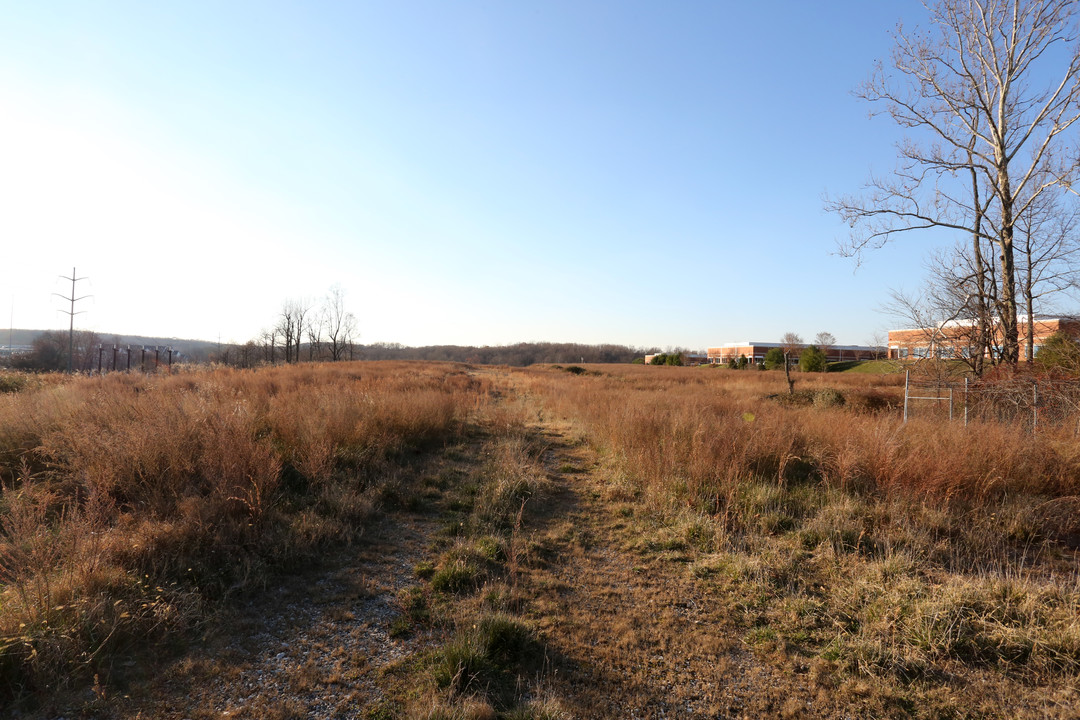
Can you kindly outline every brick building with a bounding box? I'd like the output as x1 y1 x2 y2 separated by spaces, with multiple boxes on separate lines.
705 342 882 365
887 317 1080 360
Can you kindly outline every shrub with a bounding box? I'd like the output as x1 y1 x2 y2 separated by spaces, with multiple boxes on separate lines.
812 388 846 408
763 348 785 370
1036 332 1080 373
799 345 827 373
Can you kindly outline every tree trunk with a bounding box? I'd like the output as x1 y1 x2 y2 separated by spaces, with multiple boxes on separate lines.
997 165 1020 366
969 158 987 376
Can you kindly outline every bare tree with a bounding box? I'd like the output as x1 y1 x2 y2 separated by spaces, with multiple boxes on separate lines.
292 299 312 364
324 285 358 362
827 0 1080 366
884 244 994 377
814 331 836 370
1016 188 1080 360
276 304 296 364
260 327 279 365
780 332 803 395
307 308 325 361
868 330 890 360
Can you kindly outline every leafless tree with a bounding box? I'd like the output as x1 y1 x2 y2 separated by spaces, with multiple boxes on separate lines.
884 245 994 377
292 299 312 364
324 285 358 362
780 332 803 394
868 330 890 360
307 309 325 361
827 0 1080 366
1015 187 1080 360
276 304 296 364
814 332 836 370
260 327 278 364
275 299 313 364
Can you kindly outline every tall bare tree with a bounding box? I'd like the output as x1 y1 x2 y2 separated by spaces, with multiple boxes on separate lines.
307 308 325 361
827 0 1080 366
276 304 296 364
1015 187 1080 360
324 285 358 362
294 299 313 364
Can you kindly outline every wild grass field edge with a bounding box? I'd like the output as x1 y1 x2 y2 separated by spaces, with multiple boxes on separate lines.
0 362 488 703
527 365 1080 714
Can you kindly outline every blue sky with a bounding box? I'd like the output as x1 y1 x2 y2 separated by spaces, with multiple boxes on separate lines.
0 1 944 348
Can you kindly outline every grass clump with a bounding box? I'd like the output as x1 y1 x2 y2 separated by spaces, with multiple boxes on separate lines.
432 614 543 709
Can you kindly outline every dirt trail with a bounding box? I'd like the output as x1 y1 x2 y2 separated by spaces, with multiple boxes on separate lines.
519 421 822 719
59 390 830 719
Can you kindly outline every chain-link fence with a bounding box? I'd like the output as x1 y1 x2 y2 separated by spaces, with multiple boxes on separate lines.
902 371 1080 432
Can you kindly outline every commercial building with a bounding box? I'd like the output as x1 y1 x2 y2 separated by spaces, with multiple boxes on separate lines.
705 342 882 365
887 317 1080 360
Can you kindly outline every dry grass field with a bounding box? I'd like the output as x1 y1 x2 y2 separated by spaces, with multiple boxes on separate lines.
1 361 1078 718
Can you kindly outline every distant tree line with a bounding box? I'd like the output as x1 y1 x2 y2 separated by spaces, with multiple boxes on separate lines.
201 285 654 368
8 330 104 372
354 341 653 366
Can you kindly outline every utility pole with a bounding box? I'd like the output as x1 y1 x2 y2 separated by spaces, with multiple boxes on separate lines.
54 267 91 374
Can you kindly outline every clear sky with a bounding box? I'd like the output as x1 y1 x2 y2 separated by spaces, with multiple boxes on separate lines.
0 0 945 348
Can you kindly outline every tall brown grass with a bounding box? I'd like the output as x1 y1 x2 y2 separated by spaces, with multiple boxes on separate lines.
529 365 1080 509
0 362 486 699
526 365 1080 705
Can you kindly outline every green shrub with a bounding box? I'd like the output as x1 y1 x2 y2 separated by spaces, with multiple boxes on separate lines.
1036 332 1080 373
763 347 785 370
0 373 27 394
799 345 827 373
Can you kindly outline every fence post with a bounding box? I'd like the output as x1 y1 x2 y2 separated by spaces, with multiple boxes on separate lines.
964 377 969 427
903 369 910 423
